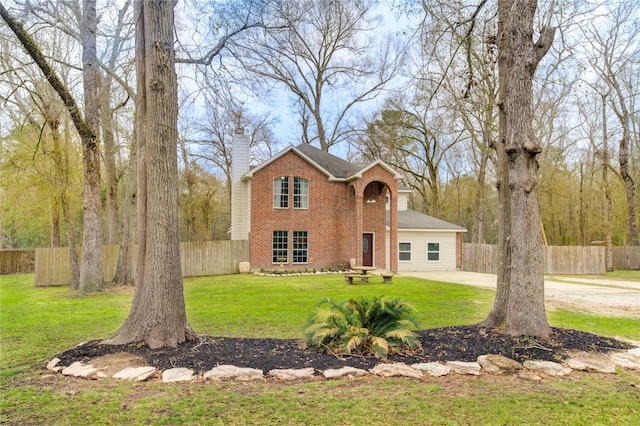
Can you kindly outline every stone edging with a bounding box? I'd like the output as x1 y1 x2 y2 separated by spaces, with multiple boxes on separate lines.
45 347 640 383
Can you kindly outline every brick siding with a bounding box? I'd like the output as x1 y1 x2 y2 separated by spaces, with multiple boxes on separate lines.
249 151 397 272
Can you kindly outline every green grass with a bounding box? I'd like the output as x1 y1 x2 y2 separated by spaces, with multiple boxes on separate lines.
549 309 640 341
549 270 640 282
1 272 639 425
606 270 640 280
1 273 493 369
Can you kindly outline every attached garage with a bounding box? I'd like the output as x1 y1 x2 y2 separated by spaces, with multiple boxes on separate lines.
386 209 466 272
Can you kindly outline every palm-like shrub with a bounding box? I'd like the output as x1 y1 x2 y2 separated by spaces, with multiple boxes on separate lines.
304 296 421 359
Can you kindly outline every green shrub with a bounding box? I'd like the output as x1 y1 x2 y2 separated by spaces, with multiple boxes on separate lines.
304 296 421 359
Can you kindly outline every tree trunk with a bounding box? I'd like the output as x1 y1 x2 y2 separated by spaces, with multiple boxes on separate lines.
112 139 137 287
602 96 614 272
104 0 194 348
578 163 585 246
50 198 61 247
619 127 638 246
471 142 489 244
480 128 510 327
78 0 103 293
100 75 120 246
482 0 554 338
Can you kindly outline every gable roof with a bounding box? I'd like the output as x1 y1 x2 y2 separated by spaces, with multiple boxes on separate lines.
243 143 401 181
294 143 359 179
386 210 467 232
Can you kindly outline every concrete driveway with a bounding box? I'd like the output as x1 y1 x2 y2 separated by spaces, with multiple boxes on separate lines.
400 270 640 318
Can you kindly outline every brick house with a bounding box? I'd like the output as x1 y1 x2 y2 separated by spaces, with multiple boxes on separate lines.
231 131 466 272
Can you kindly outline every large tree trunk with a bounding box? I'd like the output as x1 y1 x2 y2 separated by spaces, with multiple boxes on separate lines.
482 0 554 338
104 0 194 348
78 0 104 293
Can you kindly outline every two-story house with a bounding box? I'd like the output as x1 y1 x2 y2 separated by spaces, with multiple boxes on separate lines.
230 130 465 273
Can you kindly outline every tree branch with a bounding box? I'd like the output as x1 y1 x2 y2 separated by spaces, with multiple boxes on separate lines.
534 26 556 64
0 2 96 145
176 22 271 65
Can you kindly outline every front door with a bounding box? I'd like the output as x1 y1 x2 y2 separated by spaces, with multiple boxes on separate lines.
362 233 373 267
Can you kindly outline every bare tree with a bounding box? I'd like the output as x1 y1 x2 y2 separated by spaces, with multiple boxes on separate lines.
99 0 134 246
232 0 403 151
359 97 461 216
185 84 277 202
582 1 639 246
1 0 103 293
77 0 103 293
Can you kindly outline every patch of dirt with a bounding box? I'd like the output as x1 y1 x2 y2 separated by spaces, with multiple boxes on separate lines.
53 325 633 374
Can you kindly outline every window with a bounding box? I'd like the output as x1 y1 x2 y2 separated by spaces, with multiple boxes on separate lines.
292 231 308 263
399 242 411 261
272 231 288 263
427 242 440 261
273 177 289 208
293 177 309 209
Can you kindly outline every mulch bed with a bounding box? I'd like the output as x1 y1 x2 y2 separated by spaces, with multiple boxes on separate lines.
53 325 632 374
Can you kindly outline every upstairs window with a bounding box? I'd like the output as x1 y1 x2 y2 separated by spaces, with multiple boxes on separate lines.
293 177 309 209
273 177 289 208
272 231 288 263
427 242 440 261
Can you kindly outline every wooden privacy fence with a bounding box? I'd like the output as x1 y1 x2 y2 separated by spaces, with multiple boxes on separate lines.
1 250 35 274
462 243 609 274
612 246 640 270
34 240 250 287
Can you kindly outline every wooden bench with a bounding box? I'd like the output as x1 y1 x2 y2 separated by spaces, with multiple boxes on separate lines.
343 273 373 284
380 271 394 284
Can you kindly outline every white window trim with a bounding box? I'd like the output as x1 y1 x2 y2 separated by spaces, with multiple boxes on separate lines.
272 230 289 264
398 242 412 262
293 177 309 210
292 230 309 264
273 177 289 209
427 241 441 262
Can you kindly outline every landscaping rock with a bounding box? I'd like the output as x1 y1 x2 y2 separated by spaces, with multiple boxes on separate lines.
267 368 315 380
523 360 573 376
322 366 369 379
369 363 423 379
610 351 640 370
46 357 63 373
516 370 543 381
411 362 451 377
61 361 100 379
204 365 264 381
566 357 616 374
447 361 481 376
477 355 523 374
162 367 195 383
113 366 157 381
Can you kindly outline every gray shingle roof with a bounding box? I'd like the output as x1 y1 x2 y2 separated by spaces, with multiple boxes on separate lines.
294 143 360 179
386 210 467 231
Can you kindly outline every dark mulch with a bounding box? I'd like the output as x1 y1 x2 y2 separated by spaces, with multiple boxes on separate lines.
53 325 632 374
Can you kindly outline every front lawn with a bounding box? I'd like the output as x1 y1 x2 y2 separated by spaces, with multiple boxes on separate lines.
1 273 497 369
1 273 639 425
